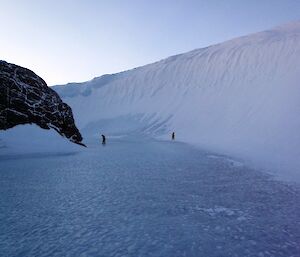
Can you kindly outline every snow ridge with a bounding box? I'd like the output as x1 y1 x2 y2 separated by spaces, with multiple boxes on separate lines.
54 21 300 180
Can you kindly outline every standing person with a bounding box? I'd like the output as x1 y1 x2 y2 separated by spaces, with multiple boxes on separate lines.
101 134 106 145
172 132 175 140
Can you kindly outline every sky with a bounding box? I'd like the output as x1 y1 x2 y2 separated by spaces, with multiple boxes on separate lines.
0 0 299 86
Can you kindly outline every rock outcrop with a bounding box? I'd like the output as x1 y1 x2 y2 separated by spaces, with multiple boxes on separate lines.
0 60 84 146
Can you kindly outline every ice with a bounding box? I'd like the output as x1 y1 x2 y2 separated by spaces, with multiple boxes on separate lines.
207 154 244 168
0 137 299 257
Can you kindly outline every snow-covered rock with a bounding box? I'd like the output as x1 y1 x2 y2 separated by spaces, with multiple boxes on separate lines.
54 21 300 180
0 61 84 146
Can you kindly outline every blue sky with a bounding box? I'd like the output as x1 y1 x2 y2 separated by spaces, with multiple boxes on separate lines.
1 0 299 85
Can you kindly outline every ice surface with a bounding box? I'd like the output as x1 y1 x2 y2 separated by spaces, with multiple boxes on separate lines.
54 21 300 181
0 137 299 257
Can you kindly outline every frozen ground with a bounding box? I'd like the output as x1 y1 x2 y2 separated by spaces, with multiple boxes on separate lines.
0 137 299 257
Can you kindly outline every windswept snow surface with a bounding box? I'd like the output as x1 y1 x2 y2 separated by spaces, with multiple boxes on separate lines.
0 138 299 257
54 21 300 181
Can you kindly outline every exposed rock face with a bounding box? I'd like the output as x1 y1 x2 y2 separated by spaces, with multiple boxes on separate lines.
0 60 84 146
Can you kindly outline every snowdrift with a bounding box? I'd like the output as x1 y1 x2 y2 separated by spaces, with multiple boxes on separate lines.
54 21 300 180
0 124 81 156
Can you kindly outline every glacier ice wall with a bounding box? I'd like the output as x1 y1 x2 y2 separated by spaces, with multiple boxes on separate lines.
55 21 300 179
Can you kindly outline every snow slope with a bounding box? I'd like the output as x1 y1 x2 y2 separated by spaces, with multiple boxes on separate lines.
0 124 82 156
54 21 300 180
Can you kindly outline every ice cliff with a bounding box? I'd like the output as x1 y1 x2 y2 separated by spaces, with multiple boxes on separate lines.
54 21 300 178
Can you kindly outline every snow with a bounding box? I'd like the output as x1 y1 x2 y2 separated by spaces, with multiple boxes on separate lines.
0 124 81 155
54 21 300 181
0 138 299 256
1 19 300 257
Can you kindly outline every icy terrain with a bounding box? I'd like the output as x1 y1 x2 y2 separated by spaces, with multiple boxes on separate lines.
0 137 299 257
54 21 300 180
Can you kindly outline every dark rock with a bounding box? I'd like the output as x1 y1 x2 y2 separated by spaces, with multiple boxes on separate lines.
0 60 85 146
